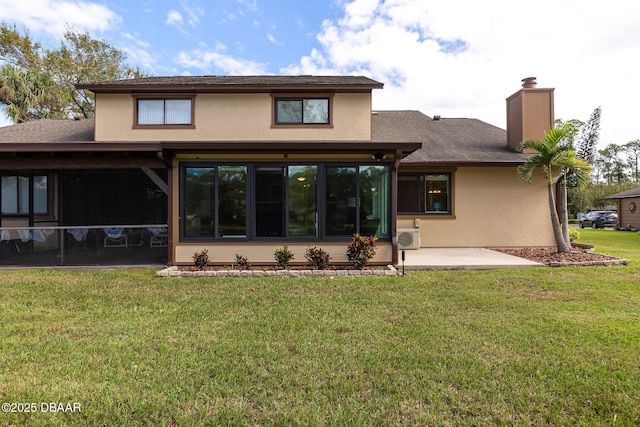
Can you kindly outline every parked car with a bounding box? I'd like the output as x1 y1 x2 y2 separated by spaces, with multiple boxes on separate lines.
579 211 618 229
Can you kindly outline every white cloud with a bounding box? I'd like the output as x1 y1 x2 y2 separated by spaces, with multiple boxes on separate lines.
175 50 268 75
267 33 283 45
0 0 120 36
284 0 640 147
179 0 204 27
166 10 184 26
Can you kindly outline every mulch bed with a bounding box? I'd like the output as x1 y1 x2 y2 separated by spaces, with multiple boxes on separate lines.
495 246 628 266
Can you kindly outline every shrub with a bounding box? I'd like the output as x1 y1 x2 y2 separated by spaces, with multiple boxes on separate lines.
568 228 580 242
305 246 330 270
234 254 250 270
192 249 209 270
274 246 294 268
346 233 379 269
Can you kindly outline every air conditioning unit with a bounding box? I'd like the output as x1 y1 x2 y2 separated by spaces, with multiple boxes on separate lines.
397 228 421 250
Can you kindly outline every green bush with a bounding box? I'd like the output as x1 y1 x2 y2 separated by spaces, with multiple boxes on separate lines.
346 233 378 269
569 228 580 242
234 254 250 270
305 246 330 270
274 246 294 268
192 249 209 270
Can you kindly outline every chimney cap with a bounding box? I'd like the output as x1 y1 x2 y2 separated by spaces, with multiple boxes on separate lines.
433 115 441 121
522 77 537 88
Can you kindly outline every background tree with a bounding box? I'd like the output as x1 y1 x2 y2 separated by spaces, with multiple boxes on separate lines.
0 22 144 122
598 144 627 185
624 139 640 183
575 106 601 163
518 125 591 253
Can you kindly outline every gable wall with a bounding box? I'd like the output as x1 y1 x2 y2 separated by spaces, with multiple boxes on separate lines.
398 166 556 248
94 92 372 141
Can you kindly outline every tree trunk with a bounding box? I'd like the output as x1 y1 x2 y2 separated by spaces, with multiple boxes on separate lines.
560 175 571 247
548 183 572 252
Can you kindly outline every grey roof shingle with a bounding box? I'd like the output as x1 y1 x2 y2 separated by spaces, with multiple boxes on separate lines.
0 110 527 164
372 110 527 164
0 118 94 143
78 75 384 92
604 187 640 199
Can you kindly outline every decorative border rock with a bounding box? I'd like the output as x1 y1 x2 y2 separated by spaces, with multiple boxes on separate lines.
548 258 629 267
156 265 399 278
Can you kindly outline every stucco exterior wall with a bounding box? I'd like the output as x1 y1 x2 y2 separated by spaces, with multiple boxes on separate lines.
94 93 372 141
398 166 556 248
174 242 393 265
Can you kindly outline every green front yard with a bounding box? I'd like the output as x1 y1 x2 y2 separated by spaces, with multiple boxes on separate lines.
1 230 639 425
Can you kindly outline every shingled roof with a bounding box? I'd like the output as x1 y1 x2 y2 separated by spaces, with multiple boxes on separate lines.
0 110 528 164
372 110 528 165
0 118 94 143
604 187 640 199
77 75 384 93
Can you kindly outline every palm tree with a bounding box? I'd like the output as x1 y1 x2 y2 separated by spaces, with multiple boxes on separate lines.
0 64 61 123
518 125 592 253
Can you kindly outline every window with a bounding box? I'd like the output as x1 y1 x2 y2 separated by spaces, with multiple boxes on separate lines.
398 173 451 215
325 165 389 237
136 97 193 126
180 163 389 241
1 175 49 215
274 98 330 125
183 166 247 238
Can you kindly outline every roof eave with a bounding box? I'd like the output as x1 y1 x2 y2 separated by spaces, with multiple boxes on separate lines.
76 83 384 94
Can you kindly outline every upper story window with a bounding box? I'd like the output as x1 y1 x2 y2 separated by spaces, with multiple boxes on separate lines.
134 96 195 128
274 97 331 125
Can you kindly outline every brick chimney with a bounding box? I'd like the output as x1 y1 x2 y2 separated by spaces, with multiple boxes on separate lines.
506 77 555 152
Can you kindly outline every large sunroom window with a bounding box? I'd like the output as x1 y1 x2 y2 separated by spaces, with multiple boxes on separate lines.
183 166 247 238
180 163 389 241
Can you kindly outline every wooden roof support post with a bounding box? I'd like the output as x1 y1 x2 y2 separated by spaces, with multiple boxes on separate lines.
141 167 169 195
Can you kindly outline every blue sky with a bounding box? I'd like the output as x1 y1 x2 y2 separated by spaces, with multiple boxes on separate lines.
2 0 640 148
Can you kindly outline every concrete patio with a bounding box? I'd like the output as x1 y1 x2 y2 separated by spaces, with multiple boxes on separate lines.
397 248 543 270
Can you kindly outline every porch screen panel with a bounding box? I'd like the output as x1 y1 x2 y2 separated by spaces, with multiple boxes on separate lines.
255 167 285 237
325 167 357 236
184 168 215 237
1 176 18 214
288 165 318 237
218 166 247 238
33 176 48 214
359 165 389 237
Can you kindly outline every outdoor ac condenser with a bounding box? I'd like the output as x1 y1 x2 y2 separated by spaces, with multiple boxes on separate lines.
397 228 421 250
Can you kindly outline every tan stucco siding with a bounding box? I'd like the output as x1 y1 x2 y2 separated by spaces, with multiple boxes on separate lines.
398 167 556 248
94 93 372 141
174 242 392 265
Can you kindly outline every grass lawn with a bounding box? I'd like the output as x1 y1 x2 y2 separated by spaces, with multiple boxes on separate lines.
1 231 639 426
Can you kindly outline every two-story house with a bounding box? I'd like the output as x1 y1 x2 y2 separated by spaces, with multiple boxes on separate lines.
0 75 556 267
